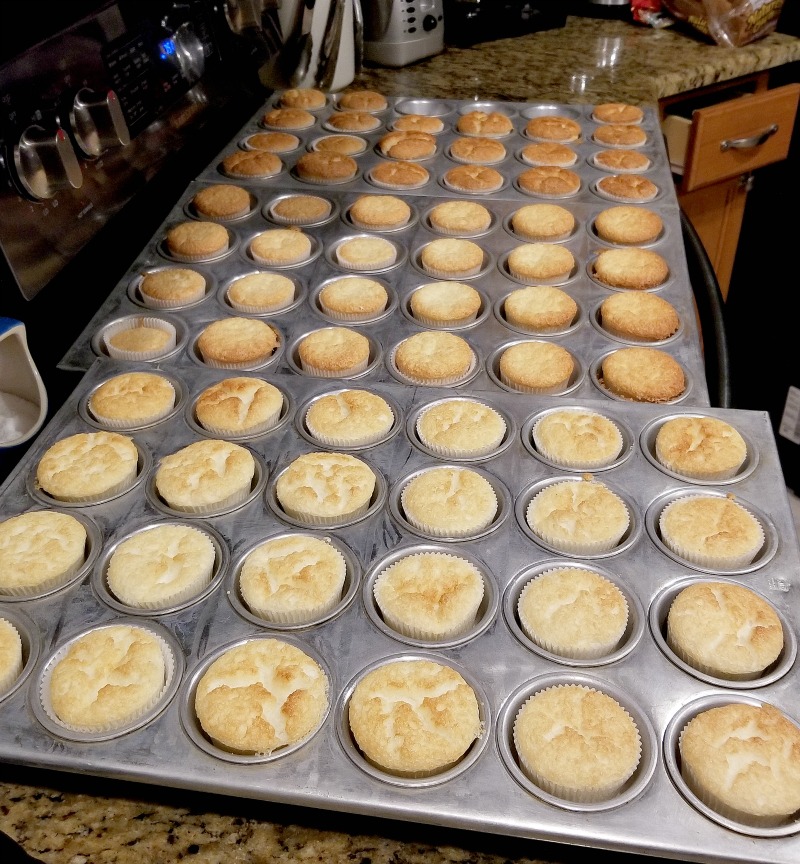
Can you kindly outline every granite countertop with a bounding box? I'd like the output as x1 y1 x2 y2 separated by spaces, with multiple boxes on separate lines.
2 14 800 864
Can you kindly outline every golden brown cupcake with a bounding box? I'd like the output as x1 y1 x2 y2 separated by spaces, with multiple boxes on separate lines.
525 116 581 143
226 272 295 313
295 151 358 184
498 341 574 394
594 206 663 245
195 376 284 436
304 389 394 447
325 110 381 133
338 89 388 112
368 160 429 189
393 331 475 386
448 136 507 164
409 281 482 327
166 221 229 260
192 184 251 220
392 114 445 134
0 618 22 693
518 166 580 197
261 106 315 130
599 293 680 342
349 195 412 230
335 236 397 271
420 238 484 279
442 164 504 193
279 87 326 110
221 150 282 179
510 204 575 241
601 347 685 402
197 318 279 369
250 227 313 266
506 243 575 283
269 194 332 225
531 408 624 469
297 327 371 377
593 149 652 173
138 268 206 308
428 200 492 235
311 134 368 156
378 130 436 160
456 111 513 137
596 174 659 202
242 131 300 153
519 141 578 167
592 103 644 125
593 124 647 147
89 371 176 428
592 247 669 289
415 399 506 458
654 416 748 481
318 276 389 321
503 286 578 334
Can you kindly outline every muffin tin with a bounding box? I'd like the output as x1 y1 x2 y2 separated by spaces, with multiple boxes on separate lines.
1 360 799 863
2 93 798 863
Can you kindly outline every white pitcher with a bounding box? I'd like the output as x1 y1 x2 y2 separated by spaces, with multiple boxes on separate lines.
0 318 47 449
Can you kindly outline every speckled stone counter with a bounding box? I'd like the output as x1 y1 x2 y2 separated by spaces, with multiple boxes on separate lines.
2 14 800 864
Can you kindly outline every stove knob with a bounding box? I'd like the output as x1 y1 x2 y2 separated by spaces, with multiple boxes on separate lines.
11 124 83 201
69 88 131 158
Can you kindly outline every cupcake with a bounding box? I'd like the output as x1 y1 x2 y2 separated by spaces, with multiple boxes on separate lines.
239 534 346 623
269 194 332 225
658 494 764 569
243 131 300 153
513 684 641 802
594 205 663 245
226 272 296 314
279 87 326 110
349 195 411 230
194 377 284 436
295 151 358 184
419 238 484 279
592 247 669 289
592 103 644 125
335 236 397 271
456 111 513 137
36 431 139 503
192 184 252 220
166 221 229 260
348 658 481 777
428 200 492 235
593 124 647 147
518 166 580 197
448 136 507 164
679 703 800 827
89 371 176 428
261 106 315 130
654 415 748 481
318 276 389 321
373 552 484 640
325 110 382 133
525 116 581 143
667 581 783 680
297 327 371 377
196 317 279 369
409 281 482 327
401 466 497 538
525 477 630 554
510 204 575 241
0 618 23 694
103 317 177 361
250 228 313 266
519 142 578 167
517 567 629 659
0 510 87 597
48 624 168 733
506 243 575 283
601 347 685 403
442 164 504 194
378 130 436 160
498 341 575 394
599 293 680 342
106 524 216 609
593 150 652 173
531 409 623 469
368 160 429 189
392 114 444 134
195 638 328 755
155 439 255 514
275 452 376 525
304 389 394 447
393 331 475 386
503 286 578 334
338 89 387 112
312 134 368 156
221 150 282 179
139 268 206 308
596 174 659 203
415 398 506 458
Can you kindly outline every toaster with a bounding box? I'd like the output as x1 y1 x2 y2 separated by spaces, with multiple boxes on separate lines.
362 0 444 68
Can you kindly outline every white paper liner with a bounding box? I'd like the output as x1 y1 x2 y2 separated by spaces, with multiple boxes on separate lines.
349 211 410 231
0 619 23 693
335 245 397 271
103 318 177 361
300 357 370 378
161 481 252 515
139 285 206 309
197 405 282 438
109 551 214 611
227 295 293 314
279 500 370 526
500 368 571 396
249 247 312 268
666 629 765 682
367 169 428 190
519 151 578 168
243 133 300 152
411 310 479 328
40 627 175 734
591 153 652 173
443 176 503 195
655 448 745 482
269 200 332 225
47 462 138 505
296 170 357 185
0 528 86 598
421 261 482 280
591 133 647 149
318 302 385 322
391 345 477 387
310 136 367 155
199 352 276 371
447 145 506 165
401 478 497 538
416 416 506 459
90 389 176 429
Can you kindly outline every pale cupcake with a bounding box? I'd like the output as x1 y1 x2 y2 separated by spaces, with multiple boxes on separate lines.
196 317 279 369
514 684 641 802
106 524 216 609
297 327 371 377
592 247 669 289
191 184 252 220
524 115 581 143
654 415 747 481
155 439 255 514
428 200 492 235
517 567 629 659
103 317 177 361
0 618 23 694
348 658 481 777
594 205 663 245
506 243 575 283
221 150 282 179
295 151 358 183
249 228 312 267
503 286 578 334
48 624 167 733
276 452 376 525
442 164 504 194
510 204 575 241
409 281 482 327
226 272 296 314
658 495 765 570
0 510 87 597
419 238 484 279
318 277 389 321
139 268 206 308
393 331 475 386
373 552 484 640
498 341 575 394
667 581 783 680
239 534 346 624
401 466 498 538
335 236 397 271
679 703 800 827
415 398 507 458
269 194 332 225
532 409 624 470
304 389 395 447
194 377 284 436
195 638 327 755
349 195 411 230
279 87 326 110
36 431 139 503
89 371 176 428
525 477 630 554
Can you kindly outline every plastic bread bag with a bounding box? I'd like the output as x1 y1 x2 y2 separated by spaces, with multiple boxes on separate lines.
662 0 785 47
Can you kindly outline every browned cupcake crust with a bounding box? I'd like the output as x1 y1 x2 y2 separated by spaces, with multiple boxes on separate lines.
337 89 388 112
449 136 507 164
597 174 659 202
594 206 663 245
192 184 251 219
456 111 513 137
378 130 437 160
593 149 652 172
599 292 680 342
593 124 647 147
592 247 669 290
312 135 367 156
221 150 281 178
325 111 381 133
518 166 580 196
369 160 429 188
244 131 300 153
601 347 685 402
166 221 229 259
520 141 577 167
443 164 504 192
295 151 358 183
279 88 326 110
525 116 581 142
261 107 315 129
592 103 644 125
392 114 445 134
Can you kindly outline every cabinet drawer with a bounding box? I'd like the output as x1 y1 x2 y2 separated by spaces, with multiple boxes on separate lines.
677 83 800 192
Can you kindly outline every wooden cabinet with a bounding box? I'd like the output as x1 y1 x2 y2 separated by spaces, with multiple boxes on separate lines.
660 76 800 300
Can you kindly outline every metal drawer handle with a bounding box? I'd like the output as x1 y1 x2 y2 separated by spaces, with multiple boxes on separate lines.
720 123 779 151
